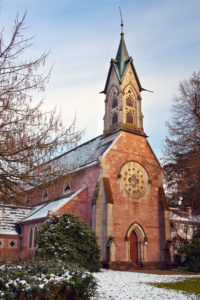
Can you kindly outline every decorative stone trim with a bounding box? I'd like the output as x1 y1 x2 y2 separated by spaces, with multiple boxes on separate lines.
119 161 149 201
63 182 71 195
125 222 147 264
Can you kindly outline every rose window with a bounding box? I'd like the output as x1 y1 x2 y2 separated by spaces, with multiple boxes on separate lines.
120 161 148 199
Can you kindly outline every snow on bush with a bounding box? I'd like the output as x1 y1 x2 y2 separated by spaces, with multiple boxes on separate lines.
0 260 96 300
35 213 101 272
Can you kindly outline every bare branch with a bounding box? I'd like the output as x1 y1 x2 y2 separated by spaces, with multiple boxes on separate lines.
0 13 82 203
163 72 200 213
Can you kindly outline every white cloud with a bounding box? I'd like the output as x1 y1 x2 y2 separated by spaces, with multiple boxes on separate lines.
1 0 200 160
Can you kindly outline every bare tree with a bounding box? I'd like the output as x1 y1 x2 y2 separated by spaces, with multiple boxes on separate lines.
0 14 81 203
163 72 200 212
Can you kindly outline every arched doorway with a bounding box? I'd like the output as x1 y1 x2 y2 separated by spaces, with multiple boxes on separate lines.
125 222 147 265
130 231 138 265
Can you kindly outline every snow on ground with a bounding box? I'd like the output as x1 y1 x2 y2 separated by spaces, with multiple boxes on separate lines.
92 269 199 300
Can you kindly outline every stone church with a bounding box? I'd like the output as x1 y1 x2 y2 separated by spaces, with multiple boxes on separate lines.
0 25 172 269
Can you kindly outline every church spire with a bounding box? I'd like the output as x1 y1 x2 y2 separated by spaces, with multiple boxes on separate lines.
103 17 145 137
103 17 142 93
115 8 131 80
115 31 129 79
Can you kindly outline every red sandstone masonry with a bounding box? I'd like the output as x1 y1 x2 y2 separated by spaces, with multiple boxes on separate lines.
23 165 100 220
20 165 101 259
20 220 44 260
57 188 89 223
0 235 20 260
101 131 164 264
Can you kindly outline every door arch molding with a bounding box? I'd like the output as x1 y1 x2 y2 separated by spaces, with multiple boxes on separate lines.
125 222 147 264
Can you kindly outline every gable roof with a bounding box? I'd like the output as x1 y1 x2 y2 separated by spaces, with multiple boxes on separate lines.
21 187 87 222
0 205 32 235
54 134 118 173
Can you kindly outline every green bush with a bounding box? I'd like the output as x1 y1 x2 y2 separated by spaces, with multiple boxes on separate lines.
179 237 200 272
193 229 200 239
35 213 101 272
0 259 96 300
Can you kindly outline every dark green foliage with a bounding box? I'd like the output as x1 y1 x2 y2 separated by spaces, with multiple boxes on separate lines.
0 259 96 300
35 213 101 272
174 254 182 265
179 236 200 272
193 229 200 239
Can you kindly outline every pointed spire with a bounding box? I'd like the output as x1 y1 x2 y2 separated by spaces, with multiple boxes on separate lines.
102 12 143 94
114 8 130 78
115 34 129 78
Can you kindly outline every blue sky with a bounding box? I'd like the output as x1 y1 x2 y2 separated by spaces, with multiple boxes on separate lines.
1 0 200 160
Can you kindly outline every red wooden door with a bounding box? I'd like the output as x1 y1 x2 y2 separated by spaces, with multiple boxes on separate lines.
130 231 138 265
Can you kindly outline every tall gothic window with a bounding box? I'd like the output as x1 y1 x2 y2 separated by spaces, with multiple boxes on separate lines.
112 98 118 108
112 112 118 124
126 111 133 124
26 195 30 205
43 189 48 201
29 227 33 248
126 97 133 107
34 226 38 247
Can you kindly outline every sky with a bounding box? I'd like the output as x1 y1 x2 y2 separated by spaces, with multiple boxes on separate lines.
1 0 200 161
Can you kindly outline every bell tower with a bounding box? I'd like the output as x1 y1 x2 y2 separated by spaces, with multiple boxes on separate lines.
102 21 145 137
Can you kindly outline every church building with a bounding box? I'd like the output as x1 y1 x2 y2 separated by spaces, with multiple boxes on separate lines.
0 24 171 269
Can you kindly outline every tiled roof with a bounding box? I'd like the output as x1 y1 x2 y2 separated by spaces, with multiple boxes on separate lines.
55 134 118 173
22 188 86 222
0 205 32 235
0 135 118 232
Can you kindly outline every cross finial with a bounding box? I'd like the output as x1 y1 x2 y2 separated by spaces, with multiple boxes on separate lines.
119 7 124 36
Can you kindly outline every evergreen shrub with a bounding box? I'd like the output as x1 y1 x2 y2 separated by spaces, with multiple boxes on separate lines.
35 213 101 272
179 235 200 272
0 259 96 300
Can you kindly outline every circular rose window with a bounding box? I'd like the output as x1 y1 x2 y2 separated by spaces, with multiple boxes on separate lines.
120 161 148 199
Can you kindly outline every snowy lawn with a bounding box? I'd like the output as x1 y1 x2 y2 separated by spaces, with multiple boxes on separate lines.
92 269 200 300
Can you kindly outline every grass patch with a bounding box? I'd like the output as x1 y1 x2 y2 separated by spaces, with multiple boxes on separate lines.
152 277 200 298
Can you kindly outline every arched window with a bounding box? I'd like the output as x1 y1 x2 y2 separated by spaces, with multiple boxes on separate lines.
126 111 133 124
63 182 71 194
26 195 30 205
112 112 118 124
29 227 33 248
34 226 38 247
126 97 133 107
112 98 118 108
43 189 48 201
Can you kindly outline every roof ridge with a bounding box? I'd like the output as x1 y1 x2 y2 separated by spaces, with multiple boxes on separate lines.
49 134 103 162
22 187 87 222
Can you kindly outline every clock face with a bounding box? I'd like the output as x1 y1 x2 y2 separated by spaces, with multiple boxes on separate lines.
120 161 148 199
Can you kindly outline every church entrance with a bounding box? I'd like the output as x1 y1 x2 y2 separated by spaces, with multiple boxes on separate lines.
125 222 147 266
130 231 138 265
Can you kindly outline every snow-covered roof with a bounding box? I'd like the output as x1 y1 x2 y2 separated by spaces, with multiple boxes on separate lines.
23 134 119 191
54 134 119 173
0 205 32 235
22 188 86 222
170 210 200 224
